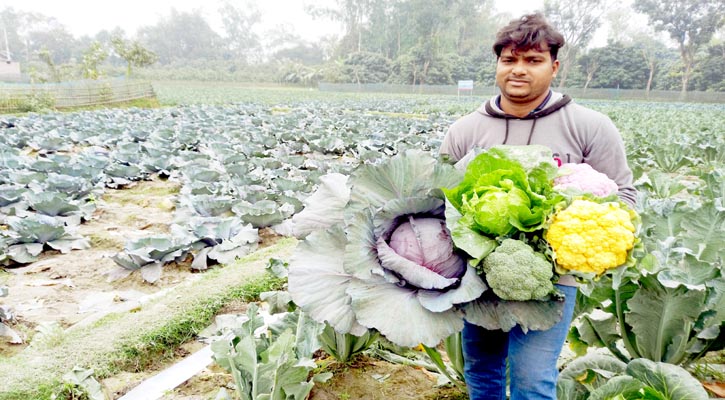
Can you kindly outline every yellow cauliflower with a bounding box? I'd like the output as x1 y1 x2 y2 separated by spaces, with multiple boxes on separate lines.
545 199 635 276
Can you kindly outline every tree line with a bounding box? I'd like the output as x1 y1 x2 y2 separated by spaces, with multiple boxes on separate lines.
1 0 723 93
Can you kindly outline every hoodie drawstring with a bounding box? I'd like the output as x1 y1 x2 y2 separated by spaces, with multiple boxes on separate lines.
503 119 510 144
502 118 537 145
526 119 537 145
484 94 573 145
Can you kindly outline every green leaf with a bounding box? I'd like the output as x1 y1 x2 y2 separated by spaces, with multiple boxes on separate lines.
626 359 709 400
626 274 707 363
347 273 465 347
60 367 105 400
421 334 466 391
347 149 461 214
462 292 565 333
558 353 627 394
442 146 558 239
588 376 646 400
288 226 367 336
26 191 80 217
443 332 465 378
444 199 496 264
557 378 588 400
574 312 629 361
318 323 378 363
281 381 315 400
7 215 66 244
258 330 311 400
680 203 724 263
657 254 719 290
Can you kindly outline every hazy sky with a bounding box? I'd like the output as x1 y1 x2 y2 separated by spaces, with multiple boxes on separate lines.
4 0 546 40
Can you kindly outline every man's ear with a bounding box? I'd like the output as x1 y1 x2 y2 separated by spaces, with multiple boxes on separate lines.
552 59 560 76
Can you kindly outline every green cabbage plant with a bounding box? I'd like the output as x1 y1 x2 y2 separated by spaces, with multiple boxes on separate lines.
557 354 709 400
1 214 90 265
211 303 332 400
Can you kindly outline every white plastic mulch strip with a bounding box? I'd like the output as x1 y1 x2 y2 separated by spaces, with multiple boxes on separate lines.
117 344 214 400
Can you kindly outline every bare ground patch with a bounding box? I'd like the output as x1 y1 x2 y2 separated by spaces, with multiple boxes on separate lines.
2 179 187 352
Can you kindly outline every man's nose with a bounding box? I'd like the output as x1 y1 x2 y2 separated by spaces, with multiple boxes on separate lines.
512 62 526 74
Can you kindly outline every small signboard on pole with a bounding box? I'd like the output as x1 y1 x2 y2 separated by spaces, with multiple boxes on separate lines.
457 80 474 98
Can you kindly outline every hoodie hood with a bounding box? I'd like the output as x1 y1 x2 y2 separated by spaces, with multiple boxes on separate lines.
479 91 572 120
476 91 572 145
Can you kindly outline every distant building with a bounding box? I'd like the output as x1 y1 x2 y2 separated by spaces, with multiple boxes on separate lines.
1 30 23 82
0 59 21 78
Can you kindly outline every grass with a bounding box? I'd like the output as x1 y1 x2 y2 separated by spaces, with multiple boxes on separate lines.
86 232 124 250
1 97 162 115
690 349 725 383
58 97 162 113
102 181 181 206
365 110 431 120
0 238 296 400
109 273 285 374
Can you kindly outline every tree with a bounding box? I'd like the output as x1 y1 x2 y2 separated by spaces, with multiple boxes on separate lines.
218 0 261 63
603 7 676 96
576 51 600 90
264 25 325 64
448 0 498 57
93 27 127 46
544 0 609 88
633 0 725 95
80 41 108 79
304 0 498 81
306 0 376 54
340 51 392 83
137 8 222 63
634 37 669 95
26 21 77 64
579 42 650 89
273 43 325 65
36 47 65 82
277 63 324 86
111 36 158 78
0 7 61 64
691 42 725 91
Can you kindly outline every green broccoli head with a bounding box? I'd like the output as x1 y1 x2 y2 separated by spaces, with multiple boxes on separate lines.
482 238 554 301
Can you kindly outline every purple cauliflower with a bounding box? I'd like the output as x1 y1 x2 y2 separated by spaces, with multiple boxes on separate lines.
553 163 618 197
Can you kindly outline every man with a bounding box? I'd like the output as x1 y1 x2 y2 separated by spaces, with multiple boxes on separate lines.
439 13 635 400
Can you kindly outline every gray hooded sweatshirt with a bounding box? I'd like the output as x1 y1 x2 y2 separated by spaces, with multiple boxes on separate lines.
440 91 636 207
440 92 636 287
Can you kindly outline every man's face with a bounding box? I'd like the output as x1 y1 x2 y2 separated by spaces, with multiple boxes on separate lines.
495 45 559 106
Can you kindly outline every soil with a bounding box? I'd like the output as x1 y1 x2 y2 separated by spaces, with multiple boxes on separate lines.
162 354 467 400
1 178 465 400
1 179 192 354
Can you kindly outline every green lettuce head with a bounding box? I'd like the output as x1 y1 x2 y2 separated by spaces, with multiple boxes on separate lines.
444 145 562 258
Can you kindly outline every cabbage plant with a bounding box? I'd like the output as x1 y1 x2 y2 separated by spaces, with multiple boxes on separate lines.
288 150 487 347
111 236 192 283
557 354 709 400
22 191 94 226
184 217 259 270
0 286 22 344
1 214 90 265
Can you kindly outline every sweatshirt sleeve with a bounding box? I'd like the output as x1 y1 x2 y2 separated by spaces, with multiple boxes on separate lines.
439 124 463 164
583 116 637 207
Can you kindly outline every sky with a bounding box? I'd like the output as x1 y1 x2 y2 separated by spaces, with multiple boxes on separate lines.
3 0 547 41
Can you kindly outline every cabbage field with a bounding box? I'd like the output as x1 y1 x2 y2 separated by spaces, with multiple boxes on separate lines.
0 87 723 399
